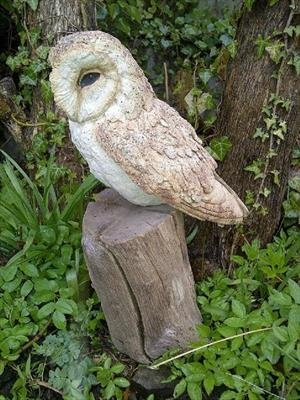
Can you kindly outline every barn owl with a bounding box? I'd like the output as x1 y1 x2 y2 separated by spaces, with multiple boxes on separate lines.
49 31 248 224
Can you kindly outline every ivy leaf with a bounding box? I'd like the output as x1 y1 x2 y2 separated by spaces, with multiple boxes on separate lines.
207 136 232 161
255 34 271 58
264 116 276 130
244 0 255 11
253 128 269 142
25 0 39 11
288 55 300 75
265 41 285 64
199 69 212 85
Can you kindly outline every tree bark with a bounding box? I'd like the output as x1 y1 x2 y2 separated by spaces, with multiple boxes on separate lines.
82 189 202 363
26 0 96 40
194 0 300 269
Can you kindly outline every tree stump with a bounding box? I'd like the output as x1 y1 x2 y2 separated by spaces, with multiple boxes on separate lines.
82 189 201 363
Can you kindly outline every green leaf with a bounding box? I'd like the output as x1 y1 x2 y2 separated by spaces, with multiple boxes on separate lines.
273 326 289 342
224 317 245 328
187 383 202 400
173 379 187 398
25 0 39 11
220 390 238 400
110 363 125 374
52 310 66 330
232 299 246 318
203 372 215 395
37 302 55 319
55 299 75 315
269 289 292 306
108 3 120 19
127 5 141 23
0 263 18 282
207 136 232 161
113 377 130 388
20 280 34 297
265 41 285 64
199 69 212 85
288 279 300 304
104 381 116 400
20 263 39 278
244 0 255 11
218 326 236 337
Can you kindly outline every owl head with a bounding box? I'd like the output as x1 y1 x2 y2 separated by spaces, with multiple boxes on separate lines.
49 31 154 123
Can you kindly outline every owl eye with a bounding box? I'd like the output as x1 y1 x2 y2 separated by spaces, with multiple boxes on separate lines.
78 72 100 88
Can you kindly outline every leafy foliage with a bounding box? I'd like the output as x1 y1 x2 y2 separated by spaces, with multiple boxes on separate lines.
97 0 236 128
1 1 299 399
0 153 98 365
154 229 300 400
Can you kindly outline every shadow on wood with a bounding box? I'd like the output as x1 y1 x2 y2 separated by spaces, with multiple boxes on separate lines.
82 189 201 363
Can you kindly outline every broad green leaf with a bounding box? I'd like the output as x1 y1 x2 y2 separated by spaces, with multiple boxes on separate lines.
272 326 289 342
20 263 39 278
187 382 202 400
20 280 33 297
55 299 75 315
288 279 300 304
269 289 292 306
203 372 215 395
173 379 187 398
37 302 55 319
104 381 116 400
113 377 130 388
224 317 245 328
0 263 18 282
218 326 236 337
52 310 66 330
232 299 246 318
110 363 125 374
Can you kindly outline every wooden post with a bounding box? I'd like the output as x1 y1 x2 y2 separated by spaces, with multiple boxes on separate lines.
82 189 201 363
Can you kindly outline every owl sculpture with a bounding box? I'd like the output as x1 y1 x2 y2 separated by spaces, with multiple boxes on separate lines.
49 31 248 224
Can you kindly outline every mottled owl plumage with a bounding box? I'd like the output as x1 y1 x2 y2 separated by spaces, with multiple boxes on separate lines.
49 31 248 224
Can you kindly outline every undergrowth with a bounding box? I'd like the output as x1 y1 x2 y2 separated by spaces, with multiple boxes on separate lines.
0 1 299 399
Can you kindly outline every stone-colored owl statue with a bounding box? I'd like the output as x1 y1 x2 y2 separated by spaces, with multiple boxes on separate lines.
49 31 248 225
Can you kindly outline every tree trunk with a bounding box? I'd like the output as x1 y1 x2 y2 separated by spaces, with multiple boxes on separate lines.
26 0 96 40
194 0 300 269
83 189 201 363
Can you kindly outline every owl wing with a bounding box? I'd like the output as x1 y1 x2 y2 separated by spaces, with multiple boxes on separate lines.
97 99 248 224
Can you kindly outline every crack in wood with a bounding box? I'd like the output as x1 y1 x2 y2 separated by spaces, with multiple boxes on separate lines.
100 241 152 362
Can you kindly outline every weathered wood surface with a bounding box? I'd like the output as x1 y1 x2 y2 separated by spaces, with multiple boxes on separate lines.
82 189 201 363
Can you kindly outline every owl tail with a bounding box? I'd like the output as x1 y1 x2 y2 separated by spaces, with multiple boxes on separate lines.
180 174 249 225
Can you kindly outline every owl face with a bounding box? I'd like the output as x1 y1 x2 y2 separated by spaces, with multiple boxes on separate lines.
49 32 153 123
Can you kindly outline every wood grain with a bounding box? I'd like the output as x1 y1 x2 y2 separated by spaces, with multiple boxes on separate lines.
82 189 201 363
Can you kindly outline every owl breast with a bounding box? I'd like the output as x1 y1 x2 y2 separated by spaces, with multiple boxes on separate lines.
69 120 162 206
